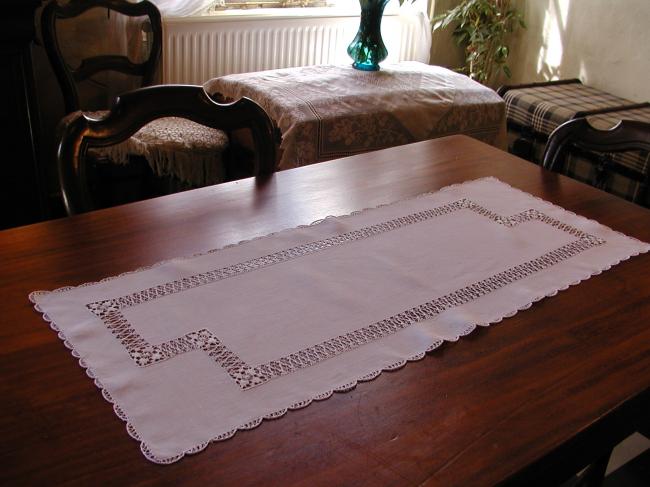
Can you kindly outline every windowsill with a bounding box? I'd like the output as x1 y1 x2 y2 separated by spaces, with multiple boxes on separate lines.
164 6 405 23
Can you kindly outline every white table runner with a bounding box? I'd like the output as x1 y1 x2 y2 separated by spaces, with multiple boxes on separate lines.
31 178 649 464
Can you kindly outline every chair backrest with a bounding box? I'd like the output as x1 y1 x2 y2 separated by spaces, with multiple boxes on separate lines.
57 85 277 215
42 0 162 113
542 117 650 205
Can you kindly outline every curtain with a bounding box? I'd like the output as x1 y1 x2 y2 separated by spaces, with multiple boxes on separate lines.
399 0 432 63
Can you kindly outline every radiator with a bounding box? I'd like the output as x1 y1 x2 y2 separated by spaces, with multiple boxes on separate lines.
162 12 429 84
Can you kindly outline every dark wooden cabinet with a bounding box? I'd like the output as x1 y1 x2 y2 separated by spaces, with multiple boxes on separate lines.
1 0 46 230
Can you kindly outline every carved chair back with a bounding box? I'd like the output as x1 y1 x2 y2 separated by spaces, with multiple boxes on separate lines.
542 118 650 206
57 85 276 215
42 0 162 113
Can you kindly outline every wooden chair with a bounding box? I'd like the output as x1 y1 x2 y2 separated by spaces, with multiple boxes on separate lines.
543 118 650 482
542 118 650 206
57 85 276 215
41 0 162 114
42 0 232 190
542 121 650 484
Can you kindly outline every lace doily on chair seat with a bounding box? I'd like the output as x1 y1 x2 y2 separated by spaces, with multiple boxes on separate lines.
87 112 230 186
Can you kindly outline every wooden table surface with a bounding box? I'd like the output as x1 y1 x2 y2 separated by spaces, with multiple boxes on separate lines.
1 136 649 486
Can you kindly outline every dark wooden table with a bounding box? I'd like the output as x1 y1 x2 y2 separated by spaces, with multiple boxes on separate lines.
1 136 649 486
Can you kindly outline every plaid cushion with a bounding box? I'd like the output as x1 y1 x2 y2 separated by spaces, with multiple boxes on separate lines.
503 81 631 136
586 105 650 173
568 105 650 204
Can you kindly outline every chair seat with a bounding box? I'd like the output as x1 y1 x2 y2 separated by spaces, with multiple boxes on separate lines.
89 112 230 186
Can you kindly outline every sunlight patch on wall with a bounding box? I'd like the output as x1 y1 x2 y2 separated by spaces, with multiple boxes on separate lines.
536 0 570 76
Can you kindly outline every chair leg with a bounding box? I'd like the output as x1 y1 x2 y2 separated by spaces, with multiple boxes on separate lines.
574 449 612 487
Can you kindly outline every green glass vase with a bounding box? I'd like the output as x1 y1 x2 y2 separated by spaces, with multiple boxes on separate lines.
347 0 390 71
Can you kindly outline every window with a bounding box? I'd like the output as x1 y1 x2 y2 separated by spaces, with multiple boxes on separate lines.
213 1 336 9
151 0 421 20
205 1 410 16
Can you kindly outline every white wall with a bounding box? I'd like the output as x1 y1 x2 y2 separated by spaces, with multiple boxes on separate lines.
429 0 650 101
507 0 650 102
428 0 464 69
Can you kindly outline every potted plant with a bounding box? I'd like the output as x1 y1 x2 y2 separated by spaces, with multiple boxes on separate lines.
432 0 525 86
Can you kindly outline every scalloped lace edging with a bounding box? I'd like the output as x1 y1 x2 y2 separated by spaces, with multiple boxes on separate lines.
28 176 650 464
29 243 648 464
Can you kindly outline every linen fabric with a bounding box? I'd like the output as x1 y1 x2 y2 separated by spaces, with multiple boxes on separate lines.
205 62 506 169
31 178 649 463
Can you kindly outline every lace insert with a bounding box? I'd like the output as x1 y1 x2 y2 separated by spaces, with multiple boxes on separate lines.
86 200 604 389
30 177 649 464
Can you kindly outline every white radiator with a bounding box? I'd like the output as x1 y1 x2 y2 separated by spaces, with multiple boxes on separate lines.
162 12 429 84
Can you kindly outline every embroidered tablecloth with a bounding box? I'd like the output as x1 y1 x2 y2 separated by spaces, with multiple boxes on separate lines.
31 177 648 464
204 62 507 169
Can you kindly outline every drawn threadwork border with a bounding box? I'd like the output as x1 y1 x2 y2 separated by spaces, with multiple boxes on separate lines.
86 199 604 390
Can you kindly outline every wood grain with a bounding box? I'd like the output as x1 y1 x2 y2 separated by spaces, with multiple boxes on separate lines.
1 135 649 486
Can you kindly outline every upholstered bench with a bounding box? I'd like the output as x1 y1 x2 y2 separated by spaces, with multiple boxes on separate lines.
499 80 650 205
